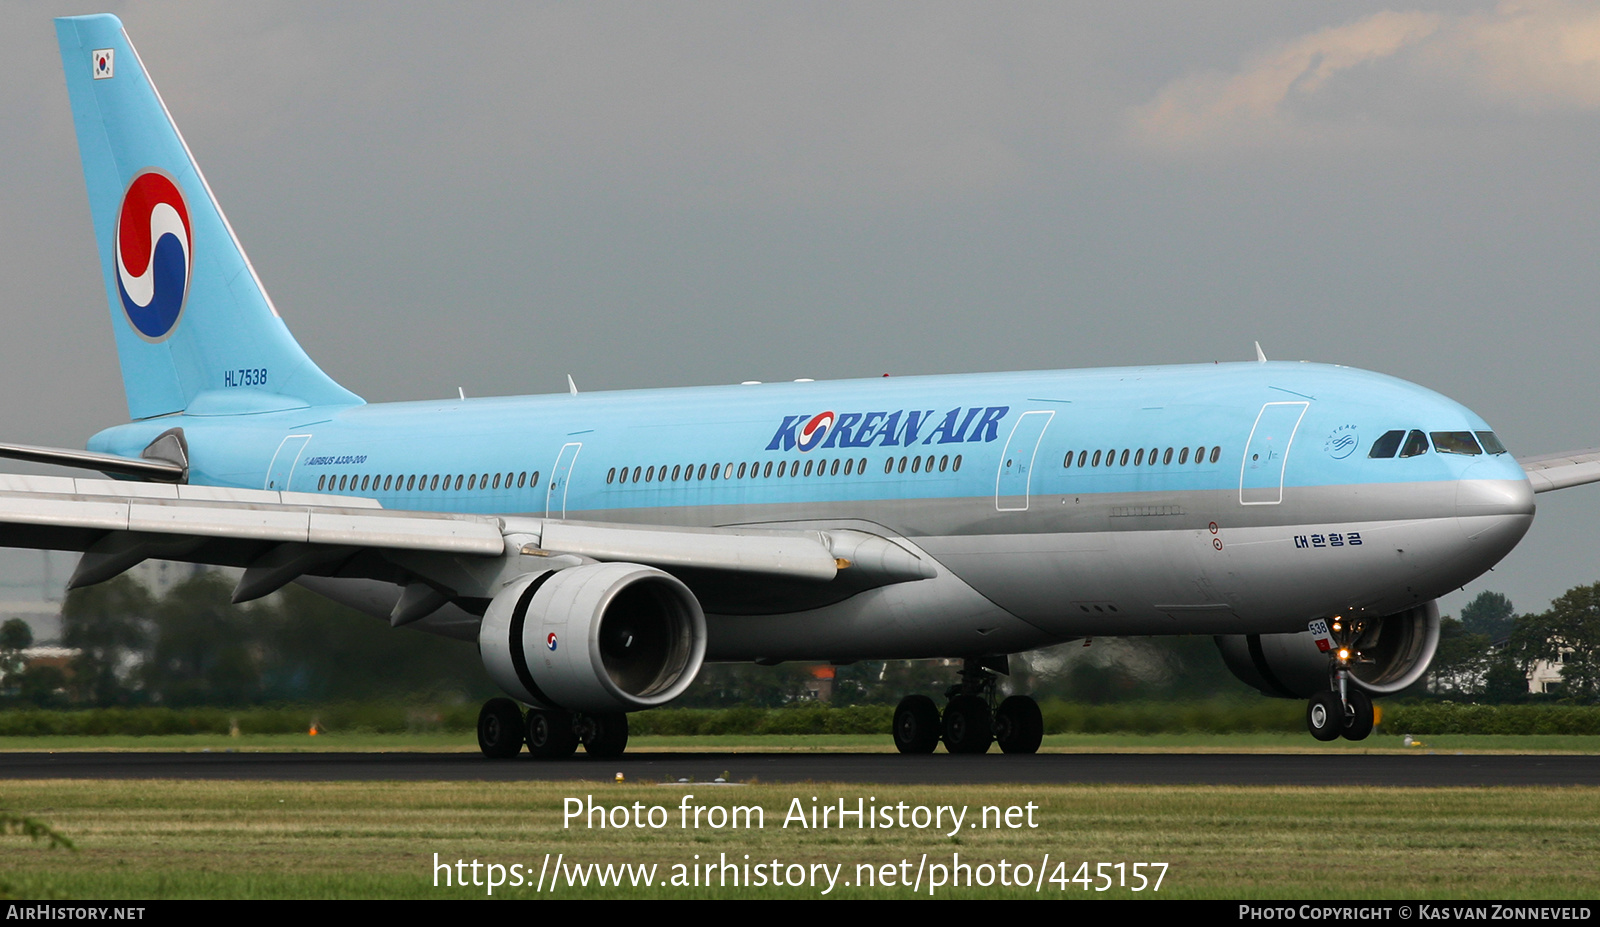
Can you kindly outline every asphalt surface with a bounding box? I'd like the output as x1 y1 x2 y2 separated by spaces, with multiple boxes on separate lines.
2 750 1596 786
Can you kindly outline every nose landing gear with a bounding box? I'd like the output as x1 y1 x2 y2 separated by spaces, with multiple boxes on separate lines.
1305 618 1377 742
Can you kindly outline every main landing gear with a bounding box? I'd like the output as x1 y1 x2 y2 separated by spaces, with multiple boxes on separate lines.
892 658 1044 755
1305 618 1376 742
476 698 630 759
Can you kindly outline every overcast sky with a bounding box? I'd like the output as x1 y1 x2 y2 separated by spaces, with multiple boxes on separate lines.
1 1 1598 620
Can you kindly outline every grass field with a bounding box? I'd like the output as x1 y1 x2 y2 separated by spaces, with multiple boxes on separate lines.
3 779 1598 899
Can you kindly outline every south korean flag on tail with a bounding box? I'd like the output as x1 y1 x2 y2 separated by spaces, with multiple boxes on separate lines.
92 48 113 79
1308 619 1333 653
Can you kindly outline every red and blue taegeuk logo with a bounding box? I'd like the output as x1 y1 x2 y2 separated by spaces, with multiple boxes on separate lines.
796 411 835 452
115 171 191 341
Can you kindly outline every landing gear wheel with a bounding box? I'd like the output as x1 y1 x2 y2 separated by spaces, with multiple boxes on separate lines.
477 698 525 758
525 709 579 758
893 695 941 754
1341 688 1375 742
942 695 993 755
994 695 1044 754
1306 691 1342 742
577 712 629 758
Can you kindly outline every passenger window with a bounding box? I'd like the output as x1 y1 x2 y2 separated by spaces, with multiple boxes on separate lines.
1064 452 1074 468
939 455 949 472
1178 447 1189 465
1369 430 1404 459
530 471 539 487
1119 449 1129 466
1399 430 1429 458
763 462 773 478
1430 431 1483 456
1163 448 1173 465
607 468 616 484
1210 446 1220 464
1091 450 1102 467
698 464 707 480
467 474 477 491
1476 431 1507 455
953 455 962 471
454 475 464 491
738 462 748 479
318 475 326 491
911 456 921 473
1133 448 1144 466
1077 450 1088 468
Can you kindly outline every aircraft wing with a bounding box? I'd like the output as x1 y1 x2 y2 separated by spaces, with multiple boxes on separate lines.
1518 448 1600 493
0 474 931 613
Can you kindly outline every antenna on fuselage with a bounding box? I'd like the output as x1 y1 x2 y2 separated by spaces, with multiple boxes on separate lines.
1254 341 1268 363
458 387 466 400
567 374 579 396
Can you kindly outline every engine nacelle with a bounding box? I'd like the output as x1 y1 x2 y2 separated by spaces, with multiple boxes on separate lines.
1215 601 1441 699
479 563 707 713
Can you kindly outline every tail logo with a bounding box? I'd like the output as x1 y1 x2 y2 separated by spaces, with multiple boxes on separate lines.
114 170 191 342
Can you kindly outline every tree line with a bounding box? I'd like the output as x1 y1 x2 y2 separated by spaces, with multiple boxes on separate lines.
2 571 1598 709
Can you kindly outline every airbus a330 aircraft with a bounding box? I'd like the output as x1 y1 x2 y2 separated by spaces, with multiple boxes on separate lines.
15 14 1600 758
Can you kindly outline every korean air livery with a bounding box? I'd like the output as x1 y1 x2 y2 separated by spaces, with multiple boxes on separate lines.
18 14 1600 758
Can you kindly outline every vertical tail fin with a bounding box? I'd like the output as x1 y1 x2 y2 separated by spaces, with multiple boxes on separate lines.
55 14 361 420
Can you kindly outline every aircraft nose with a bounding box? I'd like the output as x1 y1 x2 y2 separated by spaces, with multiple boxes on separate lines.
1455 462 1536 519
1455 463 1535 561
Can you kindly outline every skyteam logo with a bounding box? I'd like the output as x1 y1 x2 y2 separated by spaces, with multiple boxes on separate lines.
796 411 835 452
114 170 191 342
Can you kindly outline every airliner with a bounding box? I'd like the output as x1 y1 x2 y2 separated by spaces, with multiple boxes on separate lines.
13 14 1599 758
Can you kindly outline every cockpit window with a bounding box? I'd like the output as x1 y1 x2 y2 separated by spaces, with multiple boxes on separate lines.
1430 431 1483 456
1399 430 1429 458
1476 431 1508 455
1368 430 1405 459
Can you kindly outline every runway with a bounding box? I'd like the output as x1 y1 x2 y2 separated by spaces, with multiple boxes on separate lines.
2 751 1596 786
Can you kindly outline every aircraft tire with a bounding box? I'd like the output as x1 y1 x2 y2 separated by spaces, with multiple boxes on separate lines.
579 712 630 758
1341 689 1375 741
1306 691 1343 742
526 709 579 758
994 695 1044 754
893 695 942 754
942 695 993 755
477 698 526 759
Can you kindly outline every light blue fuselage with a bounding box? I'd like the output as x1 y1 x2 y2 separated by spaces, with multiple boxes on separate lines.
86 361 1535 661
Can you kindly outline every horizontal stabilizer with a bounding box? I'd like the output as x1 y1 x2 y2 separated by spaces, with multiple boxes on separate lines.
0 442 185 482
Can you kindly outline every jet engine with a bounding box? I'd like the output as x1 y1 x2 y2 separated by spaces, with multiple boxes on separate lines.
479 562 707 713
1215 601 1441 698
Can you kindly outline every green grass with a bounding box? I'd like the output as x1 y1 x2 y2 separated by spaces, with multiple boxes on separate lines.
3 731 1600 753
2 780 1597 899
